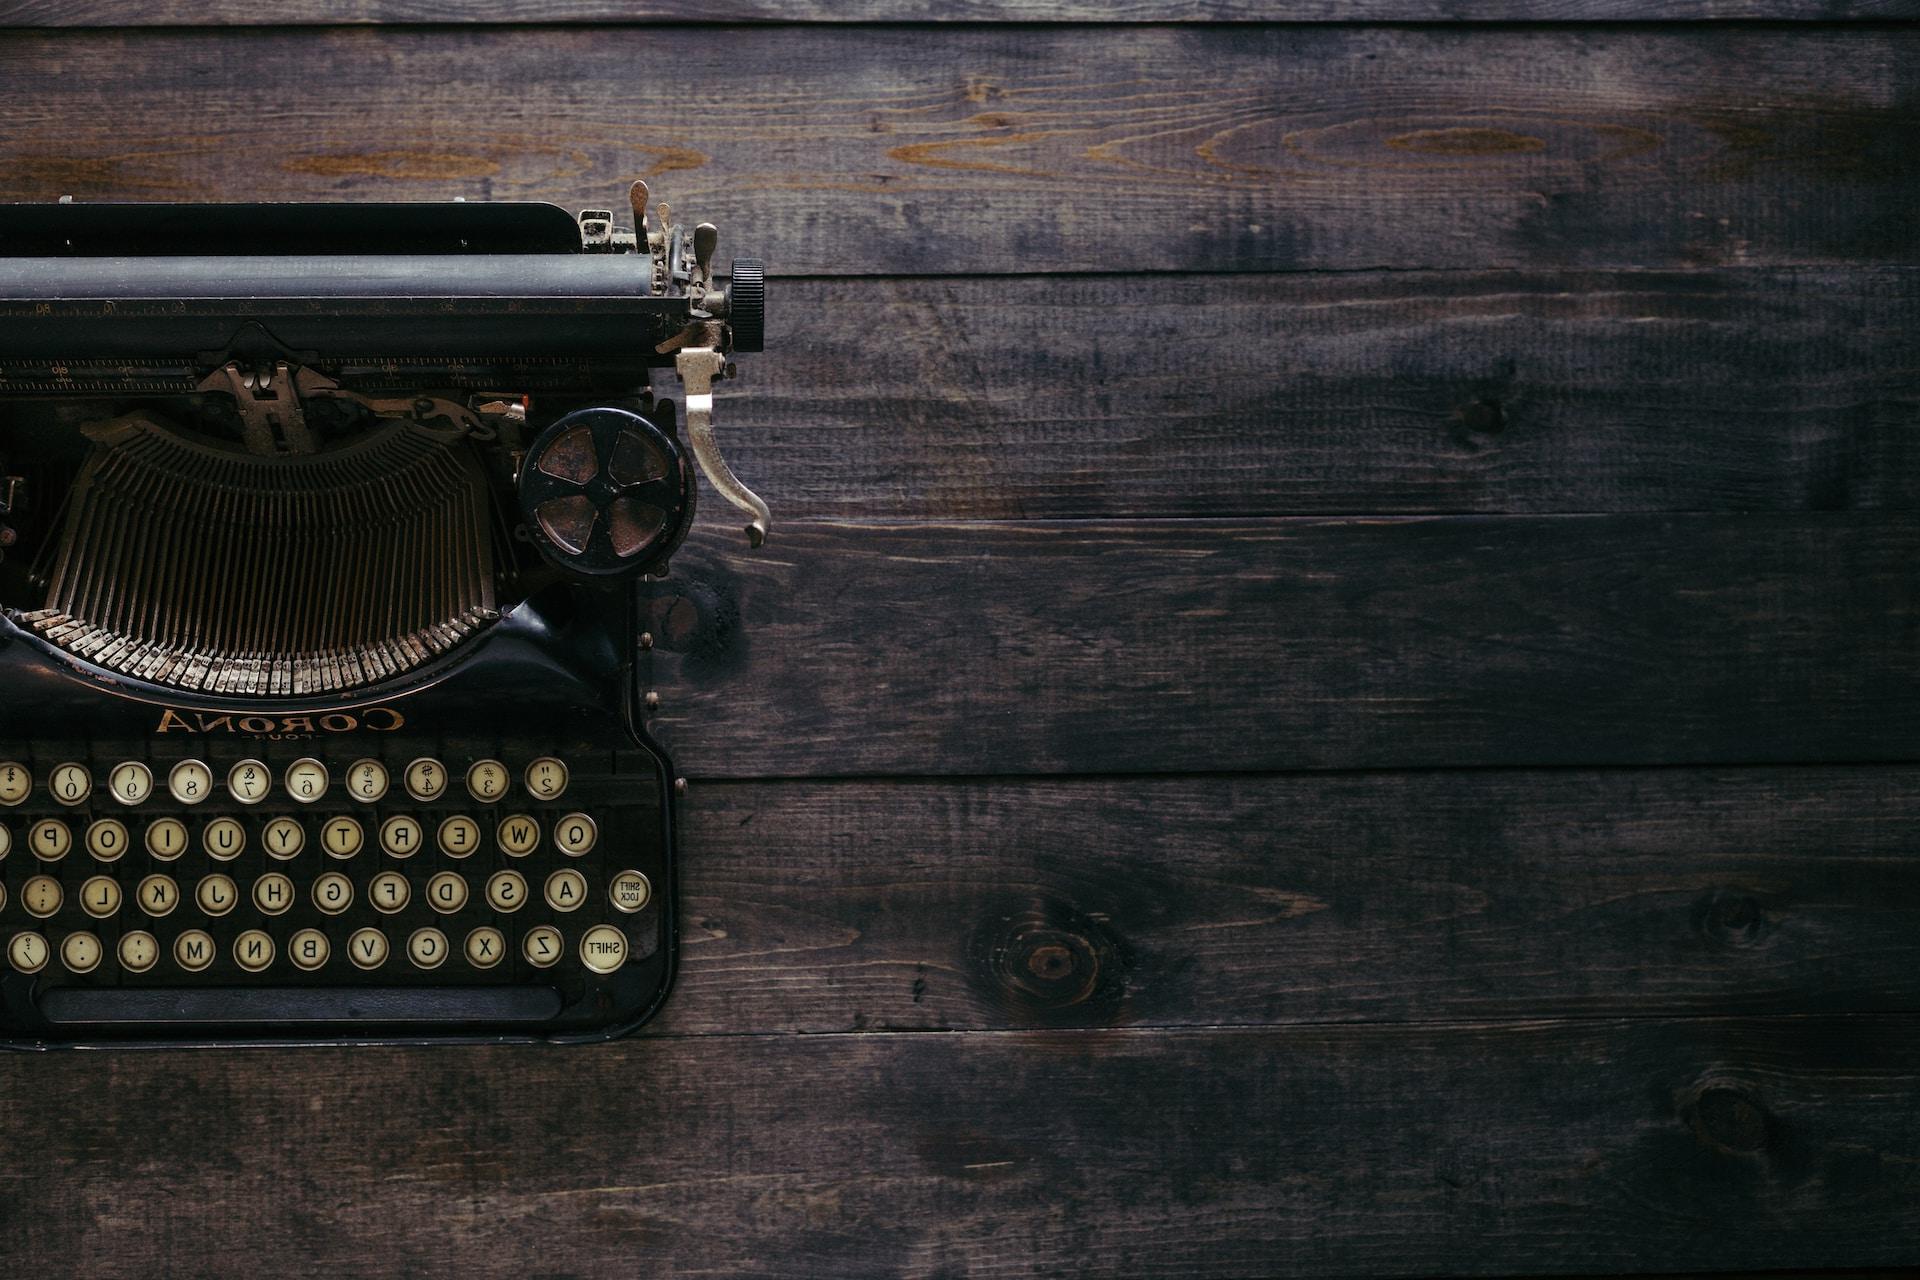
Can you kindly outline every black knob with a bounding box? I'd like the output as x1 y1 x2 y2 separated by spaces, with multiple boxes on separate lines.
518 407 695 577
726 258 764 354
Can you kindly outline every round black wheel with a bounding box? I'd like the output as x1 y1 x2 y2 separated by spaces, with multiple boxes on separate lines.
518 406 695 577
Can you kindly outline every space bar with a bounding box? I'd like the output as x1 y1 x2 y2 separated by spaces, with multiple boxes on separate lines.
41 985 564 1024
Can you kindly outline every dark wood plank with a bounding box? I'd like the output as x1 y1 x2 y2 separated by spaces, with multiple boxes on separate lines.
641 513 1920 778
737 270 1920 518
659 767 1920 1034
2 27 1917 273
3 1017 1917 1276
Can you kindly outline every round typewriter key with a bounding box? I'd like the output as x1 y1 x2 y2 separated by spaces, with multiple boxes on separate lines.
379 814 421 859
145 817 188 860
252 872 295 916
227 758 271 805
437 814 480 858
0 762 29 806
108 760 154 806
118 930 158 974
0 824 9 859
137 874 178 917
61 931 102 974
21 876 60 919
426 871 469 914
404 757 447 802
485 870 528 913
0 883 7 911
544 868 587 912
285 757 328 804
525 757 568 800
407 927 449 970
79 875 121 919
168 759 213 805
196 873 238 917
312 871 353 915
370 871 411 914
497 815 541 857
346 758 389 803
202 816 246 862
234 929 274 972
8 931 48 973
263 816 306 860
49 762 91 807
610 870 653 914
554 812 598 857
465 926 506 969
466 759 510 803
29 819 70 862
523 924 563 969
580 925 628 975
323 815 365 859
348 927 389 970
289 928 329 971
173 929 215 972
86 818 128 862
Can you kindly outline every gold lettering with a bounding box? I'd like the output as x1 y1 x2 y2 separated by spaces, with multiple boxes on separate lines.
363 707 405 731
238 716 276 733
156 709 193 733
198 715 233 733
280 716 315 734
319 714 357 732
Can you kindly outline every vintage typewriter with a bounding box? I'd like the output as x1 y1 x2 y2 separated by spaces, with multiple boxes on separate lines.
0 182 768 1045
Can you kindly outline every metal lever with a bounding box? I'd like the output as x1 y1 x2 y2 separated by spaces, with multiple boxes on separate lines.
675 342 769 548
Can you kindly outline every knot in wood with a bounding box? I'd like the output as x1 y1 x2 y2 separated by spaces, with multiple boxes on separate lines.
968 899 1130 1027
1688 1084 1773 1155
1694 886 1776 948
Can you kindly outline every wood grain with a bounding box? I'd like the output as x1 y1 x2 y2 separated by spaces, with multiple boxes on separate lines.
641 513 1920 778
735 270 1920 518
2 1018 1917 1276
1 27 1917 273
659 767 1920 1034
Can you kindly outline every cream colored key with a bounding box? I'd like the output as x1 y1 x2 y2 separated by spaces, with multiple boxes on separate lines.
203 816 246 862
497 814 541 857
407 927 449 970
29 819 70 862
437 814 480 858
137 874 179 917
580 925 628 975
21 875 61 918
322 815 365 859
196 873 238 917
466 759 510 803
379 814 421 859
168 759 213 805
370 871 410 914
49 762 91 806
289 928 329 971
0 824 9 860
426 871 468 914
485 870 528 913
118 930 158 973
345 758 389 802
554 812 598 857
524 756 568 801
0 883 7 911
348 927 388 970
107 760 154 806
523 925 563 969
61 931 102 974
79 875 121 919
86 818 129 862
174 929 215 972
609 870 653 914
234 929 274 972
544 868 587 912
285 757 329 804
312 871 354 915
253 872 295 916
146 817 189 861
465 926 506 969
404 757 447 801
0 762 29 806
8 931 47 973
264 816 306 860
227 758 271 805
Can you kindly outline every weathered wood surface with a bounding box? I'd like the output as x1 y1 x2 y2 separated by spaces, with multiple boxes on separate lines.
658 767 1920 1033
733 270 1920 518
2 1017 1917 1277
643 513 1920 777
2 28 1917 274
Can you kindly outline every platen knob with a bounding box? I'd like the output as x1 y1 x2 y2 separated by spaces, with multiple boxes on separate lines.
726 259 764 354
518 407 696 577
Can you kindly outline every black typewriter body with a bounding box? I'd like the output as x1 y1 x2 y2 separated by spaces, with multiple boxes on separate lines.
0 189 768 1046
